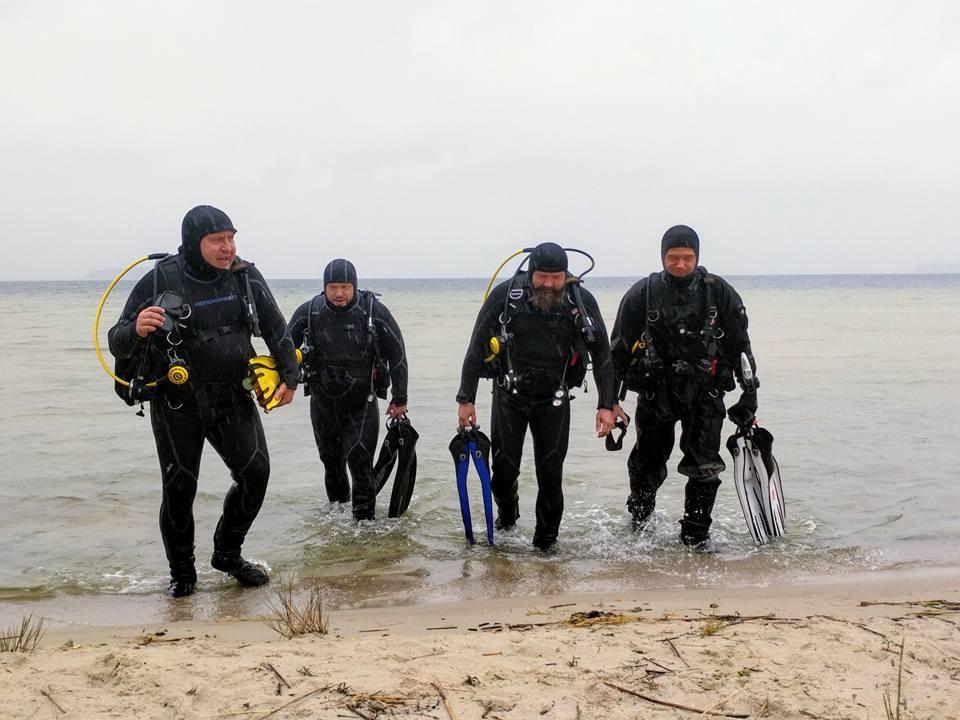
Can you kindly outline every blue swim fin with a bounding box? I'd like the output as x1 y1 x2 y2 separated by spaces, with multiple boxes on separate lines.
450 426 495 546
450 431 474 543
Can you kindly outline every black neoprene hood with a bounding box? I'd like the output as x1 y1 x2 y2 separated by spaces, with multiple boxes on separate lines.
180 205 236 273
528 242 569 273
323 258 358 288
661 225 700 262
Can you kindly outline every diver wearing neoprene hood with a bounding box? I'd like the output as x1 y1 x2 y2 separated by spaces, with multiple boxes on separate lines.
287 259 409 520
457 242 616 551
610 225 758 546
108 205 299 597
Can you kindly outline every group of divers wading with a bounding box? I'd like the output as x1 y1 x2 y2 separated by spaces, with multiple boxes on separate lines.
96 205 785 598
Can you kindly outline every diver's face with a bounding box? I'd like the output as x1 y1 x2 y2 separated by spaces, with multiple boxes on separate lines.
530 270 566 310
663 248 697 278
531 270 567 291
325 282 355 307
200 231 237 269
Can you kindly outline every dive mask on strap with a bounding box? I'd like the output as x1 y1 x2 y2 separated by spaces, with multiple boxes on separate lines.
605 413 631 452
243 350 302 412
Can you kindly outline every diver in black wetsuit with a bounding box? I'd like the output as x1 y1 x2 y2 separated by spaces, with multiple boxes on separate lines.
610 225 758 546
108 205 299 597
456 243 616 551
287 259 409 520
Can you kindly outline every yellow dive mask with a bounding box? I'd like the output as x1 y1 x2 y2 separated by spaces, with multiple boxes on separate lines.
244 355 283 412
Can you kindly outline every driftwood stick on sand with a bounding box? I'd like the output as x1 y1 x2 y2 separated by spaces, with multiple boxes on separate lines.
261 662 291 689
603 681 750 718
699 688 744 717
642 657 675 674
346 706 375 720
663 638 689 667
40 687 66 714
810 615 889 639
431 680 458 720
256 686 327 719
860 599 960 609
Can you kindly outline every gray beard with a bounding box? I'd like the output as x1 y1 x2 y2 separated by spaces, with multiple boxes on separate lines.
530 286 564 311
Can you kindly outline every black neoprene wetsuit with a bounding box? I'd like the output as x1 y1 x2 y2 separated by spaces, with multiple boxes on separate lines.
457 273 615 549
287 292 408 520
609 266 755 538
108 253 298 580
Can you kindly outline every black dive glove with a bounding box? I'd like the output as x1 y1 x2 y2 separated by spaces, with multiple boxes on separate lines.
727 391 758 427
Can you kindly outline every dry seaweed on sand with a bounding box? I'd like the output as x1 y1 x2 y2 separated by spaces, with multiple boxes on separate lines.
564 610 639 628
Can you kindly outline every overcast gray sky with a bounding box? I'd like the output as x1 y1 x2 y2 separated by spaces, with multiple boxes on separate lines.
1 1 957 280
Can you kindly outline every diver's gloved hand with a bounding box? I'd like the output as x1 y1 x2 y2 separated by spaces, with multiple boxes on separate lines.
727 391 758 427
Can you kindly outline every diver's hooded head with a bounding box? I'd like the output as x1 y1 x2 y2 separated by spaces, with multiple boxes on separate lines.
526 243 569 310
528 242 568 276
660 224 700 287
323 258 358 311
180 205 237 276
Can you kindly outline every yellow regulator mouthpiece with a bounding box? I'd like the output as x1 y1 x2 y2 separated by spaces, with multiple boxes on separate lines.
246 355 282 412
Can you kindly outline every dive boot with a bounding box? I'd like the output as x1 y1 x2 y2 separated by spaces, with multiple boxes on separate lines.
679 479 720 547
167 568 197 598
627 492 657 531
494 501 519 531
532 531 558 552
211 551 270 587
166 549 197 598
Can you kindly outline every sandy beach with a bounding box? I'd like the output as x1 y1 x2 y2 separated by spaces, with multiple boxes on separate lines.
3 568 958 720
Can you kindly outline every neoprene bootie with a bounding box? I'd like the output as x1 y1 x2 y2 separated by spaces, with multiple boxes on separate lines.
495 501 519 531
628 491 657 530
679 478 720 546
166 549 197 597
211 551 269 587
167 568 197 598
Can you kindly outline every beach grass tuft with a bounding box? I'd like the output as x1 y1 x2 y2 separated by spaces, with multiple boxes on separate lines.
263 575 329 638
0 614 45 654
883 636 906 720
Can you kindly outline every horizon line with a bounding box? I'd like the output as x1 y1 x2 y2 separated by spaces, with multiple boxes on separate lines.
2 270 960 283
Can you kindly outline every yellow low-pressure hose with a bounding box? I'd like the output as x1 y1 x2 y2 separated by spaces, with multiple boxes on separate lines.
93 255 160 387
482 249 527 302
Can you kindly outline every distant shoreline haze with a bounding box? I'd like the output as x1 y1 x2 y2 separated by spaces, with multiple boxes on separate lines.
2 269 958 284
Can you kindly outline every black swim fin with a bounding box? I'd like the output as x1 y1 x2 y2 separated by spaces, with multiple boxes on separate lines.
387 418 419 517
374 420 401 494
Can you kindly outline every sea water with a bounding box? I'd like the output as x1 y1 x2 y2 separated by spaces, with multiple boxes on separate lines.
1 274 958 625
